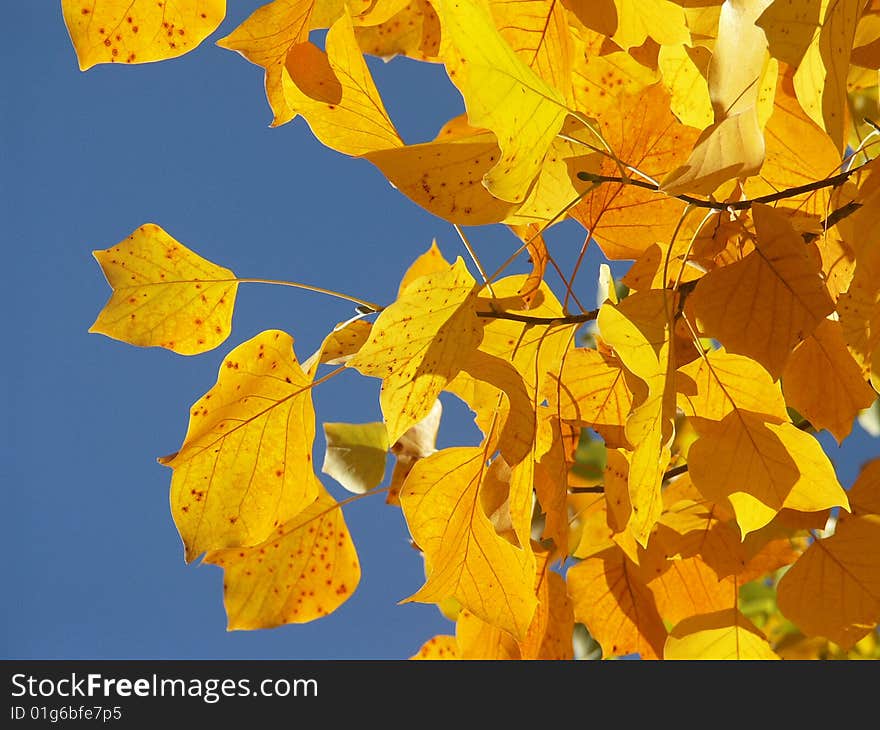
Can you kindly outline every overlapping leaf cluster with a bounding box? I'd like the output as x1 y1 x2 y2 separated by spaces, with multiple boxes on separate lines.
73 0 880 659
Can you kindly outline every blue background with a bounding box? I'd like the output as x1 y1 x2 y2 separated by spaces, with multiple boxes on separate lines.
3 3 877 660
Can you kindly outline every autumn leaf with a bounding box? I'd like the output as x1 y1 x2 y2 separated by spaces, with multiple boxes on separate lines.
433 0 569 203
782 319 876 442
792 0 863 151
348 258 483 445
657 43 713 131
205 482 359 629
455 609 521 659
777 514 880 649
687 410 848 537
689 204 835 378
63 0 225 70
400 447 538 639
567 547 667 659
398 240 450 297
661 0 773 195
756 0 822 67
837 234 880 385
569 83 701 260
664 608 780 659
90 223 237 355
160 330 320 561
648 556 738 627
848 457 880 516
355 0 442 62
302 318 373 373
519 548 575 660
410 635 458 659
321 421 389 494
280 14 404 154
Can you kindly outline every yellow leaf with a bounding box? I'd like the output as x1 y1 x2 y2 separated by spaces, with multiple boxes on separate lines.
347 258 483 445
160 330 320 561
355 0 442 62
90 223 237 355
216 0 314 126
303 318 372 372
321 421 389 493
777 515 880 649
398 240 451 297
747 73 842 218
570 83 701 260
281 14 403 153
546 347 637 449
567 548 667 659
604 448 632 535
562 0 618 38
688 410 849 537
510 224 549 309
363 129 515 225
756 0 822 67
851 10 880 69
488 0 575 103
205 483 359 629
661 0 773 195
688 204 835 378
783 319 876 442
664 608 780 659
400 447 538 639
599 291 677 545
658 44 714 130
677 349 789 423
792 0 863 151
410 634 458 659
63 0 225 70
456 609 521 659
433 0 569 202
610 0 691 50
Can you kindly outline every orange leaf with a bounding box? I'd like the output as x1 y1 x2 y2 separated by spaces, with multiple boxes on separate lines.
777 515 880 649
783 319 876 442
689 204 835 378
648 556 737 627
567 548 667 659
848 457 880 516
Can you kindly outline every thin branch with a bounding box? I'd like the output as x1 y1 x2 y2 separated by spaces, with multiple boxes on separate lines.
476 309 598 325
577 161 870 210
454 224 495 298
802 201 863 243
663 464 689 480
569 485 605 494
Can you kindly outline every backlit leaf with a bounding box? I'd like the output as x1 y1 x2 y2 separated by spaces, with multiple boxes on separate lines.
321 421 389 494
689 204 835 378
648 556 737 627
792 0 863 151
520 549 575 659
410 635 458 659
281 14 404 153
665 608 780 659
434 0 569 202
567 547 667 659
348 258 483 445
205 482 359 629
400 447 538 639
63 0 225 70
756 0 822 67
848 457 880 515
355 0 442 61
90 223 237 355
398 240 451 297
777 514 880 649
160 330 320 561
610 0 691 50
688 410 849 536
782 319 876 443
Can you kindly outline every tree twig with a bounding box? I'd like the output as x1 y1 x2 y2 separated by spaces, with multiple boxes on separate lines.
476 309 599 325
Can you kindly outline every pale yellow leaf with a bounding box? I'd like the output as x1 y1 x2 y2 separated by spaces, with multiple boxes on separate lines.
321 421 389 494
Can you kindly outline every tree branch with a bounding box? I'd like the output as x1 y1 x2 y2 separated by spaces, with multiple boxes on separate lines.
476 309 599 325
578 161 869 211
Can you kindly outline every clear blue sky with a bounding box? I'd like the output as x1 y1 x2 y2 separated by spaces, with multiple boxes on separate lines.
3 3 877 660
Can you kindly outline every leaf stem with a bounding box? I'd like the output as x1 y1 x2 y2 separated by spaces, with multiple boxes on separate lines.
476 309 598 325
454 224 495 298
235 278 382 312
